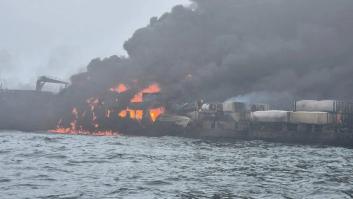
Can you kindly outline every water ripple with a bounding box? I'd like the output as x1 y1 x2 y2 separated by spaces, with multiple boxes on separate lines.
1 131 353 198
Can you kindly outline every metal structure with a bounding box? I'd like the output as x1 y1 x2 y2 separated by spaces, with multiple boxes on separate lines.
36 76 69 91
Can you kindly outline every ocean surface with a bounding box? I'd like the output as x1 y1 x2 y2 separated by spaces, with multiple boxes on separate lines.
1 131 353 199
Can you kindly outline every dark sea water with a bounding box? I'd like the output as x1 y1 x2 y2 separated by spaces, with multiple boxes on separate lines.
1 131 353 199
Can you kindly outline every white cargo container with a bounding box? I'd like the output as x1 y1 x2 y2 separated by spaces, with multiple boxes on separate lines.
295 100 353 114
295 100 336 112
289 111 334 125
250 110 290 123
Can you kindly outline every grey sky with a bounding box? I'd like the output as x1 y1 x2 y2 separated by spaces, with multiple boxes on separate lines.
0 0 189 89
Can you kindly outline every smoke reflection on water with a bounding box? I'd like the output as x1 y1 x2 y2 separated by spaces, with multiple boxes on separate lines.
1 131 353 199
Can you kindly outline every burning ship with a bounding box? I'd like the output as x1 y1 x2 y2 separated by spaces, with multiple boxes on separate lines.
1 74 353 147
0 72 190 136
41 85 353 148
50 82 178 136
2 0 353 147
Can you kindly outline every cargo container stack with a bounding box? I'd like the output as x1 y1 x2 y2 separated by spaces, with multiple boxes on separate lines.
294 100 353 132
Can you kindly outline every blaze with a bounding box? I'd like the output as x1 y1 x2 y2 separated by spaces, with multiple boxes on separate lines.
149 107 165 122
135 110 144 120
118 108 144 121
50 81 165 136
49 106 119 136
110 83 128 93
119 110 127 118
49 128 118 136
131 83 161 103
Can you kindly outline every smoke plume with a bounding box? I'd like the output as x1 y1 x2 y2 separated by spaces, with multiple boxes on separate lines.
65 0 353 108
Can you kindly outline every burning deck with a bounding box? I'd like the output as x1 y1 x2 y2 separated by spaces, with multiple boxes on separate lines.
50 82 167 136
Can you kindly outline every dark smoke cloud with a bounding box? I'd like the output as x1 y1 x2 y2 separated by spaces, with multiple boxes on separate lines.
67 0 353 108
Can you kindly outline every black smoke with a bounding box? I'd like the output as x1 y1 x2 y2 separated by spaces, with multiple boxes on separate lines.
64 0 353 108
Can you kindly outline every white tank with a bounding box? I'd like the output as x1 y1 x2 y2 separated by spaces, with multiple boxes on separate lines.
250 110 290 123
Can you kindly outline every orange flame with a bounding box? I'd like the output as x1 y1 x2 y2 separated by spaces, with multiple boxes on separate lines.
118 83 164 122
49 128 119 136
135 110 143 120
131 83 161 103
149 107 165 122
50 82 165 136
110 83 128 93
118 108 144 121
119 110 127 118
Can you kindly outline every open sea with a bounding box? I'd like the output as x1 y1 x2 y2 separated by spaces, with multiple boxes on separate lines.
1 131 353 199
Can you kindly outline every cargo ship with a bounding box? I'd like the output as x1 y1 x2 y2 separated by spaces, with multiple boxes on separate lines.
1 76 353 147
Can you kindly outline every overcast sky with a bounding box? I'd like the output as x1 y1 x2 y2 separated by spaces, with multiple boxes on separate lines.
0 0 189 89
